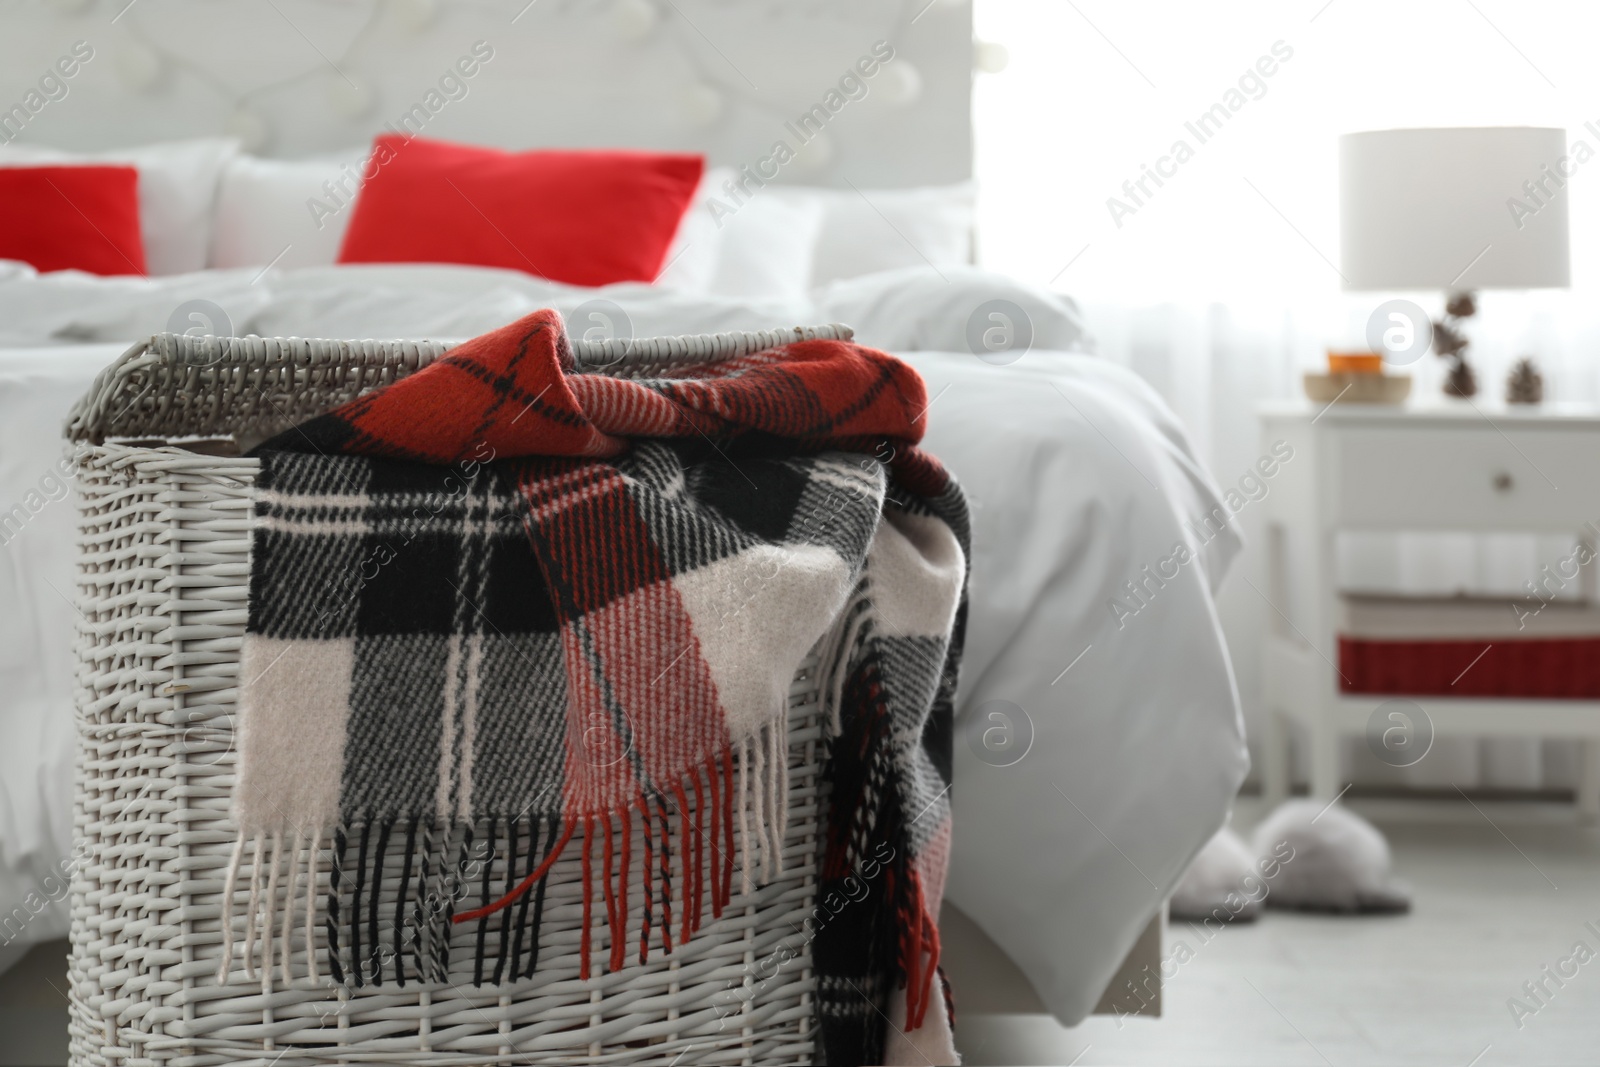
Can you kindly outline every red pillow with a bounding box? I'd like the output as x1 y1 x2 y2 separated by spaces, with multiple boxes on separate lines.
338 137 703 286
0 165 146 276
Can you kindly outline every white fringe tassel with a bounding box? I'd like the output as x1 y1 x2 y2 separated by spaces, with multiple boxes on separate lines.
216 834 247 983
732 711 792 896
305 827 322 983
262 832 284 989
737 737 754 895
751 726 768 883
218 829 321 987
243 834 265 982
281 830 304 984
767 718 788 877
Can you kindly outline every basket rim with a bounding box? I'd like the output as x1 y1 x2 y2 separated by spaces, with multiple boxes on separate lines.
64 323 854 446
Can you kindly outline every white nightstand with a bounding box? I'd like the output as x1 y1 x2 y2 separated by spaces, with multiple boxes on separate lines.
1257 399 1600 816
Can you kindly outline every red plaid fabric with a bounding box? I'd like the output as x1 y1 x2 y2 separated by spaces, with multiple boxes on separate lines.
284 308 935 465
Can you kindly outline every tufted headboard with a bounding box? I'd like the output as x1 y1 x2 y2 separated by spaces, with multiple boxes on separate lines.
0 0 972 189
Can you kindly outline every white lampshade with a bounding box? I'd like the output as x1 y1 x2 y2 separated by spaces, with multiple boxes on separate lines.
1340 127 1571 291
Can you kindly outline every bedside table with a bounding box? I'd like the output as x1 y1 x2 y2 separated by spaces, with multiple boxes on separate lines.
1257 400 1600 817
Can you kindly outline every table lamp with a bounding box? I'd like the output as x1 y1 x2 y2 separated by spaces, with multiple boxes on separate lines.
1340 127 1570 398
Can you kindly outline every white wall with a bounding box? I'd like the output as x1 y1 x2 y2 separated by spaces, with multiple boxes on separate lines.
974 0 1600 791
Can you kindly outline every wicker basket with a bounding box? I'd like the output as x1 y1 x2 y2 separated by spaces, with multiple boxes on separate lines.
63 324 853 1066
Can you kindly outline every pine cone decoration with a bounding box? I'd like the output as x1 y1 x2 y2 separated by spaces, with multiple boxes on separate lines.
1444 358 1478 398
1436 291 1480 399
1432 319 1468 358
1506 357 1544 405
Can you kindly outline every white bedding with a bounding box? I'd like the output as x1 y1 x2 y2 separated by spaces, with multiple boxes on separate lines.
0 264 1246 1025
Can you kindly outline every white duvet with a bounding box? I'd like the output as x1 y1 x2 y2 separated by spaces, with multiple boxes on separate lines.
0 263 1246 1024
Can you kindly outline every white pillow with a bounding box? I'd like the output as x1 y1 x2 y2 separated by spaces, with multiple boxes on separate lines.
210 151 368 270
768 182 974 287
816 265 1090 356
656 166 734 293
0 138 238 276
706 193 824 300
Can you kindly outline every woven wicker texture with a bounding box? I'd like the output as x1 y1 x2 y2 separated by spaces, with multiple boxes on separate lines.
65 325 854 447
66 327 850 1066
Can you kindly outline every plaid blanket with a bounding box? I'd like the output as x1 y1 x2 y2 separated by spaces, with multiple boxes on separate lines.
224 309 967 1064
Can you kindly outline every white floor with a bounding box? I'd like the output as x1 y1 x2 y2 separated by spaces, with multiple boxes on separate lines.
958 796 1600 1067
7 796 1598 1066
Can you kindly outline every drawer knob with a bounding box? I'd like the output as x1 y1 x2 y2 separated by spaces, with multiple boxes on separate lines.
1493 471 1513 492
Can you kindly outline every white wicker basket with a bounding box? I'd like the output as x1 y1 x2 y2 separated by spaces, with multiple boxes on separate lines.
63 324 853 1066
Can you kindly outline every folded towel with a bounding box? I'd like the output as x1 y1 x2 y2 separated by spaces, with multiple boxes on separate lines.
224 309 967 1065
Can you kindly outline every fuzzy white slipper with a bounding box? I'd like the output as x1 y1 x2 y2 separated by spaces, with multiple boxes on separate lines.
1169 826 1265 923
1251 800 1411 914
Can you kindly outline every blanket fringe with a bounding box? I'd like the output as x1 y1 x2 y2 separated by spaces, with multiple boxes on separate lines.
215 834 245 983
305 826 322 984
737 736 753 895
217 737 789 987
243 834 264 981
767 718 788 878
657 797 674 957
280 829 303 985
899 866 943 1031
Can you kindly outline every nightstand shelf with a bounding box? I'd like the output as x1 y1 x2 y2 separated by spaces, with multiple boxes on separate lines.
1257 399 1600 818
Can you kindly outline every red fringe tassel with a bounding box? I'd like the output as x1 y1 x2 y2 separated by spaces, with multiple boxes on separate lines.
720 748 735 909
639 794 655 966
899 866 943 1031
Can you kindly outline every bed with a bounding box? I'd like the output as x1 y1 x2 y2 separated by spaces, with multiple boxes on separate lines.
0 0 1248 1039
